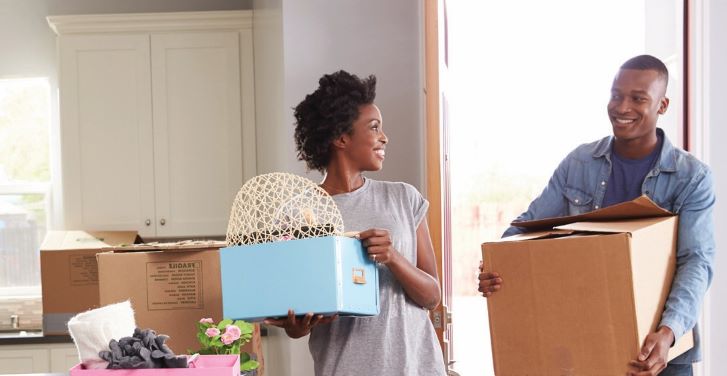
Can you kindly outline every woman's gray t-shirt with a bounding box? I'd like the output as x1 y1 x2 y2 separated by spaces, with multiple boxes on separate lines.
308 178 446 376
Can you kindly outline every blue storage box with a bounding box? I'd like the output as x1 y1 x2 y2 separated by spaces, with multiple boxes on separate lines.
220 236 380 321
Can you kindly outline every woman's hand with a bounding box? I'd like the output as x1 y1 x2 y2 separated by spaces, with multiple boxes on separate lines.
478 261 502 297
358 222 442 310
358 228 399 265
263 310 337 339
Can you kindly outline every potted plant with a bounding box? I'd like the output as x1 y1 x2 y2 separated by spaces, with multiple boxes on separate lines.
194 318 259 375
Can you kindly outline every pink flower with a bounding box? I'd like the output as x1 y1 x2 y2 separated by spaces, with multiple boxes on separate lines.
205 327 220 337
220 325 242 345
224 325 242 339
199 318 214 324
220 332 235 345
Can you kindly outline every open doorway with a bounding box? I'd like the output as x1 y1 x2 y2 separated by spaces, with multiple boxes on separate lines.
444 1 685 374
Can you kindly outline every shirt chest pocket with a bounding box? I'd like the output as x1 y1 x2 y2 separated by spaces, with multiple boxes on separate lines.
564 187 594 215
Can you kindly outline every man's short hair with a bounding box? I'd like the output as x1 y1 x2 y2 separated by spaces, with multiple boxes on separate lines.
620 54 669 86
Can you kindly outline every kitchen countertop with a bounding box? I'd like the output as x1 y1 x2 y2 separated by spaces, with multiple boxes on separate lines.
0 326 267 345
0 331 72 345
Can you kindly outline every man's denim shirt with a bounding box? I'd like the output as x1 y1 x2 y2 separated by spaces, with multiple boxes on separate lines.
504 129 715 364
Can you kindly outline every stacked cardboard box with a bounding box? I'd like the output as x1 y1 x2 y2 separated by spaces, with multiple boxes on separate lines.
40 234 264 374
40 231 139 335
96 241 264 375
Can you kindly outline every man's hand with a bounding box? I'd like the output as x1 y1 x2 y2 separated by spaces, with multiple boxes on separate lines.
263 310 337 339
627 326 674 376
478 261 502 297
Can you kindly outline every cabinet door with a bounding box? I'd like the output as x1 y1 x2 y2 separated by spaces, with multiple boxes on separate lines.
50 344 79 372
151 32 243 237
59 34 156 237
0 347 50 373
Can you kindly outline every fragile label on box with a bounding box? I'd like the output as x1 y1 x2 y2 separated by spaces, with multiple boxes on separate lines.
146 260 204 310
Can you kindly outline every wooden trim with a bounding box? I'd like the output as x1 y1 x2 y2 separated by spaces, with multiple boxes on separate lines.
424 0 445 353
683 0 690 151
47 10 252 35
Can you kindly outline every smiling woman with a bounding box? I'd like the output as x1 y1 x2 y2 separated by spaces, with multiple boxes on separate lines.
263 70 446 376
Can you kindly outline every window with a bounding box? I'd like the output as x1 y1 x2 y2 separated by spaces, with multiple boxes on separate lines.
0 77 51 331
445 1 685 374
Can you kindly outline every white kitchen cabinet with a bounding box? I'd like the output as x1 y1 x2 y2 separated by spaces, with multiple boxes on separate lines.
0 342 76 373
0 347 49 373
49 344 80 372
48 11 256 238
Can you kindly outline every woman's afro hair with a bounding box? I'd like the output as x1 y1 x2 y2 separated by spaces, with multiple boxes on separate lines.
294 70 377 172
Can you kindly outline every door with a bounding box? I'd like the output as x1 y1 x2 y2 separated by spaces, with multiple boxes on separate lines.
425 0 455 372
59 34 155 237
150 32 243 237
443 1 687 375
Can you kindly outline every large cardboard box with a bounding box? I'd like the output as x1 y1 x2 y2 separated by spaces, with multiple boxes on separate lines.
220 236 380 321
40 231 139 335
482 196 693 375
97 242 264 375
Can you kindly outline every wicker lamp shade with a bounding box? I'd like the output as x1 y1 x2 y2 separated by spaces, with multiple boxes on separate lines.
226 172 344 246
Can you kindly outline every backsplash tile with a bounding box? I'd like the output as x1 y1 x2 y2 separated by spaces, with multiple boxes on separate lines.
0 296 42 330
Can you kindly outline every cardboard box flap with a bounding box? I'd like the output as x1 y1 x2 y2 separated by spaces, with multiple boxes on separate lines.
109 240 226 253
511 195 673 230
496 229 575 242
41 230 139 250
555 217 668 234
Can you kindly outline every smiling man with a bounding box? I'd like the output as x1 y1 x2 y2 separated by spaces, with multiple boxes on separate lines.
478 55 715 375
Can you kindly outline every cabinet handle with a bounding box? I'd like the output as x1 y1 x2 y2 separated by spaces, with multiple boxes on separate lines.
145 219 151 226
160 218 166 226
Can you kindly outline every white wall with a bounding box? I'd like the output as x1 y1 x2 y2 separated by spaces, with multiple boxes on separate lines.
707 0 726 374
283 0 425 190
252 0 288 176
253 0 426 190
0 1 56 78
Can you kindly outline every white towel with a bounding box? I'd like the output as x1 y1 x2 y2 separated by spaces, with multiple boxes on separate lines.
67 300 136 369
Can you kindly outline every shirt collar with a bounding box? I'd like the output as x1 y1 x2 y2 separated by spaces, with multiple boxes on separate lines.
592 128 678 172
